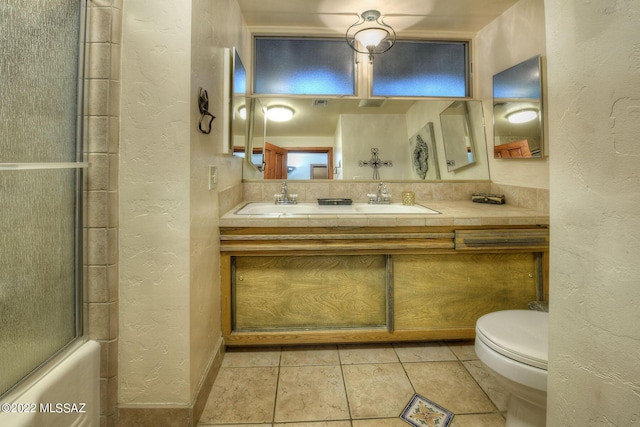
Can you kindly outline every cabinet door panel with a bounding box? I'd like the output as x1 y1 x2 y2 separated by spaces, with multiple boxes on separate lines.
394 253 538 330
234 255 387 331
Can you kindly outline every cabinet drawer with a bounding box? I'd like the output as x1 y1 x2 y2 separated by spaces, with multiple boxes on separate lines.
455 229 549 251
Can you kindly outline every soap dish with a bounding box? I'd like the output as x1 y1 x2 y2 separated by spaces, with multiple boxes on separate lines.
317 198 352 205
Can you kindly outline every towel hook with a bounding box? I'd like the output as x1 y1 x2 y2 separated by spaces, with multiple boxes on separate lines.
198 88 215 134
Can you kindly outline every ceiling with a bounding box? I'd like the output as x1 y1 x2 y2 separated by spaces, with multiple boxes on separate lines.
236 0 520 35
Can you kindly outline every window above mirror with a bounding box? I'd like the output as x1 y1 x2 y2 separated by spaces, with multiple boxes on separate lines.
253 37 470 99
254 37 356 96
373 41 469 97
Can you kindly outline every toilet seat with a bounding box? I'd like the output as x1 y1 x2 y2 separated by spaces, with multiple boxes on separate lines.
476 310 548 370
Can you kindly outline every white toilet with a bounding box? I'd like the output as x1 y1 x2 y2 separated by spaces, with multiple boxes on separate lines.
475 309 548 427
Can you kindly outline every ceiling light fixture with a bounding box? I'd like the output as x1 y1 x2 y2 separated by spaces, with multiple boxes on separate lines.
266 106 294 122
346 10 396 62
506 109 538 124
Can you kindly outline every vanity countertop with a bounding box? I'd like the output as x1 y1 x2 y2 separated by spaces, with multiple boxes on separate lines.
219 200 549 228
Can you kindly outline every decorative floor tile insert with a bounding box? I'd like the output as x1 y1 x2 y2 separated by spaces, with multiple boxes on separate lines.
400 393 454 427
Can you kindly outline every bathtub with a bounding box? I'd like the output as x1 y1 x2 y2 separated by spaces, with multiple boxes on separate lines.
0 340 100 427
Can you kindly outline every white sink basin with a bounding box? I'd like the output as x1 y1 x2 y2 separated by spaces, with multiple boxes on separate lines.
234 202 440 215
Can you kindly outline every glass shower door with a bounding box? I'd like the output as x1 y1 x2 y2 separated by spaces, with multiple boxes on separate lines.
0 0 86 396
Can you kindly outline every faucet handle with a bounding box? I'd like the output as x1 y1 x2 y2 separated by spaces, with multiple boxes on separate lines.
382 184 391 201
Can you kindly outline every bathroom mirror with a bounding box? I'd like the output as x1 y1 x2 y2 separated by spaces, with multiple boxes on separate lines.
245 97 266 171
229 48 248 157
230 48 247 154
241 98 490 181
493 55 543 158
440 101 475 171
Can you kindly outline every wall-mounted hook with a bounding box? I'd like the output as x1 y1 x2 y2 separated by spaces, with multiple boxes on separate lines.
198 87 215 134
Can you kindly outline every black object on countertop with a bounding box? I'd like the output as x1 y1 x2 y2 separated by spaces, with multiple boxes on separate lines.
471 193 505 205
317 198 353 205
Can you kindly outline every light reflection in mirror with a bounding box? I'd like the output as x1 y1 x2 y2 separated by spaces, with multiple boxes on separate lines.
493 55 544 158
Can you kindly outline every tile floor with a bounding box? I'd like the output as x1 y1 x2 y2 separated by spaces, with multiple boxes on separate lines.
199 341 509 427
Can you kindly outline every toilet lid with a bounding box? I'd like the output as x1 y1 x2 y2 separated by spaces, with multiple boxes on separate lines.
476 310 548 370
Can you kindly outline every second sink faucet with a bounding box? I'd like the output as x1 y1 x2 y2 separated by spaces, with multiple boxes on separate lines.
368 182 391 204
275 181 298 204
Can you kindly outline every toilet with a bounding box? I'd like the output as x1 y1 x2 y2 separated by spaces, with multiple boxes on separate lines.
475 309 548 427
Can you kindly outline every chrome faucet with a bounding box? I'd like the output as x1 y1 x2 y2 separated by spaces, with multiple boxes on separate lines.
275 181 297 204
368 182 391 204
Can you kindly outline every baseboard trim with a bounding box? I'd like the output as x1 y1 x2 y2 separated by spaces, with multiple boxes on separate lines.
118 406 190 427
117 339 225 427
193 338 225 425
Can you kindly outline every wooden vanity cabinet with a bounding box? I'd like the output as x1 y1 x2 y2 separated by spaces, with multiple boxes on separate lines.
220 226 548 346
393 252 539 331
233 254 388 331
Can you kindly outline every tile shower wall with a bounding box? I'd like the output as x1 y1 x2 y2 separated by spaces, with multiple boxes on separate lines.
84 1 121 425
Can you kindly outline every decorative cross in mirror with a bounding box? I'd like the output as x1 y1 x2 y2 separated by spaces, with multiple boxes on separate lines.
359 148 393 180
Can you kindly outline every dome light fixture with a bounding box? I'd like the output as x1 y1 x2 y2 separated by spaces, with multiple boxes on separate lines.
266 105 294 122
346 10 396 62
506 109 538 124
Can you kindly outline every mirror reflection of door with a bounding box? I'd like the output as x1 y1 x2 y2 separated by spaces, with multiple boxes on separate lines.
494 139 532 158
310 164 329 179
264 142 287 179
286 149 333 180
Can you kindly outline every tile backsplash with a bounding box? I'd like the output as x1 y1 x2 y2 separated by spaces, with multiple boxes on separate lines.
220 181 549 214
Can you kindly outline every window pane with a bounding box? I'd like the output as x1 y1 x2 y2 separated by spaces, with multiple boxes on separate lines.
0 0 80 163
255 38 355 95
373 41 469 97
0 169 78 395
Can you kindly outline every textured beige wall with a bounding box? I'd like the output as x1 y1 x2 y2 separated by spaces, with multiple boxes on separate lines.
188 0 248 401
119 0 192 404
340 114 408 180
545 1 640 425
475 0 549 189
118 0 246 406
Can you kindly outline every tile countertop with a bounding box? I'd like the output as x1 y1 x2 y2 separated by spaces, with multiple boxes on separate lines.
219 201 549 228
